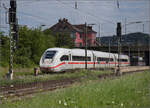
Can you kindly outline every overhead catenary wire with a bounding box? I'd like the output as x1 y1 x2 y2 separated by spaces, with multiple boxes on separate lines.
17 11 49 23
1 0 148 35
1 4 49 25
3 0 145 25
55 0 116 25
9 0 117 25
0 0 145 1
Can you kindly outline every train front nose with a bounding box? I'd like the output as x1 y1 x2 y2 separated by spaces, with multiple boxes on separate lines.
40 50 57 72
40 66 54 72
40 59 54 72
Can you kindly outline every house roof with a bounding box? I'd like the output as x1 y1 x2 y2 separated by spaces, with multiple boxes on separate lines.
49 18 97 34
73 24 97 33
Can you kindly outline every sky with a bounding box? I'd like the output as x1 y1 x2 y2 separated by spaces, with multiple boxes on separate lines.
0 0 150 36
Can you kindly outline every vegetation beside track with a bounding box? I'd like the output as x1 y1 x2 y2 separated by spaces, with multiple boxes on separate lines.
1 70 150 108
0 26 73 68
0 67 112 86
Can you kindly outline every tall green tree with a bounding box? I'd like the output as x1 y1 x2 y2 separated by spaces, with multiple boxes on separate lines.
1 26 74 67
13 26 55 67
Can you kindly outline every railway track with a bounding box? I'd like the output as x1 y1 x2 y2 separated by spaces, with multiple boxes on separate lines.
0 78 79 100
0 66 149 100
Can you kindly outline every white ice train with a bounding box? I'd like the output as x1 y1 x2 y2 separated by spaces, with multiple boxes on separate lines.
40 48 130 72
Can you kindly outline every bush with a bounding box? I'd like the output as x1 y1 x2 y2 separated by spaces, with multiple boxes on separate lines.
1 26 73 68
0 27 55 67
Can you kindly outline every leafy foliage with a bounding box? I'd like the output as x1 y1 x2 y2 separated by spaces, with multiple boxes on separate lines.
0 32 9 67
55 33 74 48
14 26 55 67
0 26 74 67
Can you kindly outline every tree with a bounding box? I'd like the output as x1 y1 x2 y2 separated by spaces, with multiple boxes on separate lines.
0 32 9 67
13 26 55 67
55 33 74 48
0 26 74 67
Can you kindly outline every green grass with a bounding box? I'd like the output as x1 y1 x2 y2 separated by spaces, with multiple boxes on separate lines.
0 67 112 86
0 67 34 78
1 70 150 108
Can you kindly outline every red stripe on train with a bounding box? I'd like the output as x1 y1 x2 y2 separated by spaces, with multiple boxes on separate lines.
47 62 66 69
41 62 129 69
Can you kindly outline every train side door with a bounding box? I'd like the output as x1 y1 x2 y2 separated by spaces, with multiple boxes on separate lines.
114 55 117 68
60 55 69 71
64 52 72 70
92 52 96 69
68 53 73 70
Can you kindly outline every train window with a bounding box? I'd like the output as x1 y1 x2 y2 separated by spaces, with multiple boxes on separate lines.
60 55 69 61
117 59 128 62
72 56 91 61
45 51 56 59
87 57 91 61
97 57 113 61
110 58 114 61
121 59 128 62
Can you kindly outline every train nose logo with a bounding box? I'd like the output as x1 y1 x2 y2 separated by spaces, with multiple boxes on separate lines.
44 59 52 64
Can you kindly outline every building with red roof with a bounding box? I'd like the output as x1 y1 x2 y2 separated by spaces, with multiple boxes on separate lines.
48 18 97 47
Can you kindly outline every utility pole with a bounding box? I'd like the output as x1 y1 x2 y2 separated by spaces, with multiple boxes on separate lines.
149 0 150 67
8 0 18 80
128 45 130 57
125 18 127 35
116 22 122 76
142 23 144 33
75 1 77 9
98 23 100 43
0 0 1 29
0 0 1 67
85 22 87 69
149 35 150 67
138 41 140 66
109 39 111 68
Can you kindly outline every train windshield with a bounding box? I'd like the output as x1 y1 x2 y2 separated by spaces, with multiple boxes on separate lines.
45 51 56 59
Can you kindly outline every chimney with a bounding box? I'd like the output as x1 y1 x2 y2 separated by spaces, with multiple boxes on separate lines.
58 19 62 23
63 18 65 22
65 19 68 22
88 26 92 30
62 18 68 22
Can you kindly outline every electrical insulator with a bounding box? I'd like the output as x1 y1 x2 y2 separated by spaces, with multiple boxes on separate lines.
10 0 16 9
9 8 16 23
13 33 18 41
9 0 16 23
12 24 18 42
116 22 121 38
12 24 18 32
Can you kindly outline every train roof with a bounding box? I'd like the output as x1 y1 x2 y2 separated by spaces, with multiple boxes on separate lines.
46 47 71 51
46 47 128 58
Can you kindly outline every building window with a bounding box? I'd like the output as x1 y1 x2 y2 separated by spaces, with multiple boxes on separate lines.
79 35 82 39
70 34 73 38
80 43 82 47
